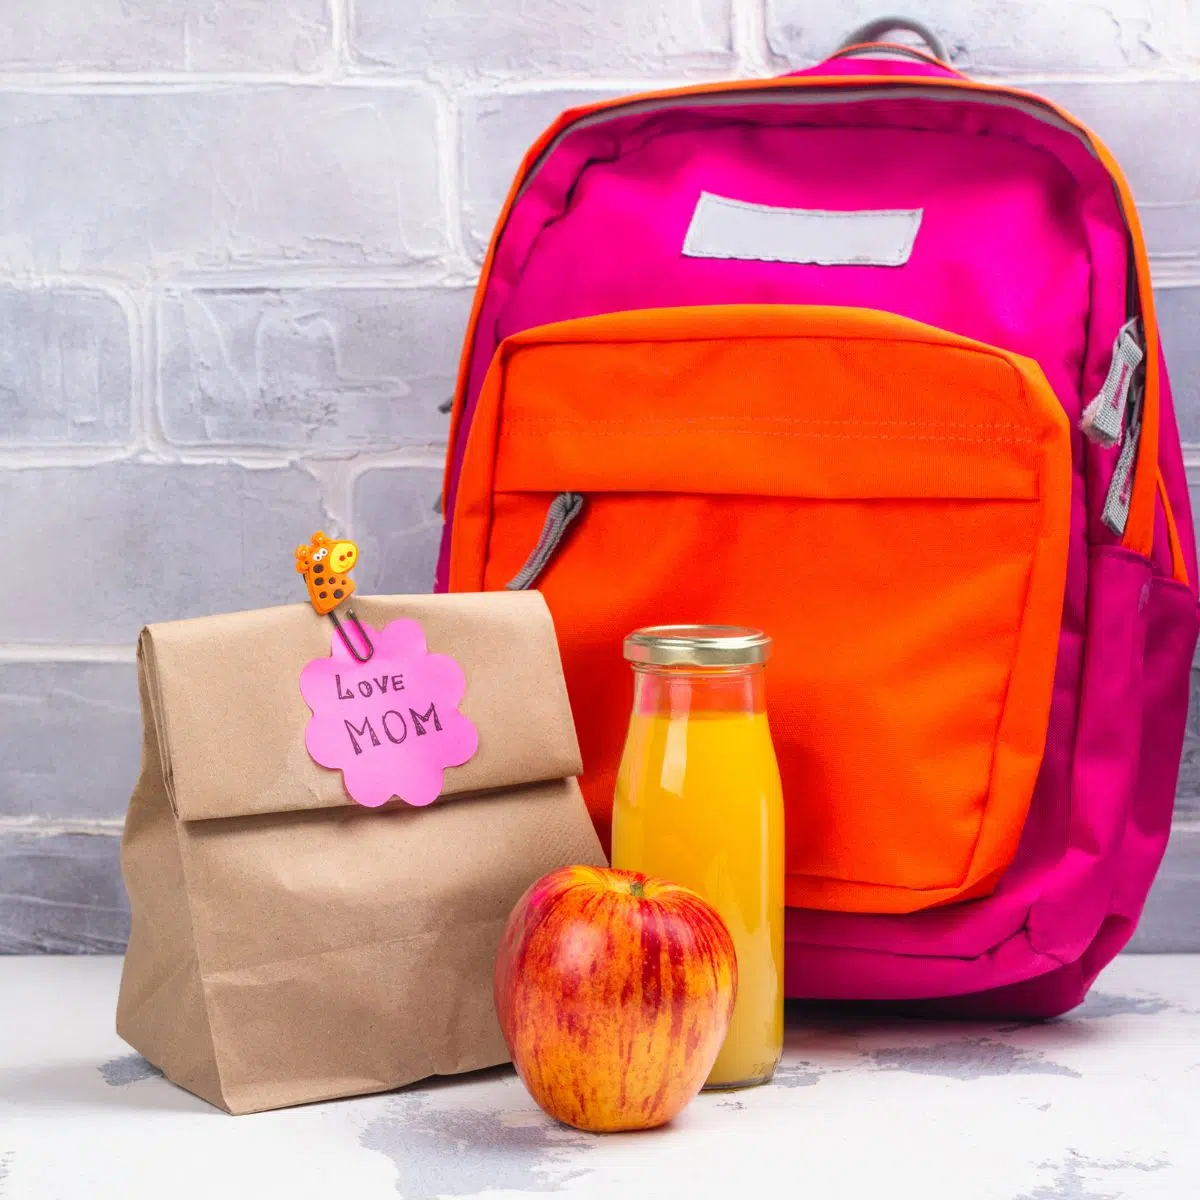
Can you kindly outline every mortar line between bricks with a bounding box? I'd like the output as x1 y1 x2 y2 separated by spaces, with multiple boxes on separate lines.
1147 264 1200 288
0 444 448 470
0 446 140 468
437 82 468 264
0 816 124 837
139 291 174 459
330 0 349 77
152 268 481 289
731 0 779 77
305 459 354 535
0 644 136 664
0 71 736 95
0 75 448 93
0 269 481 291
129 290 153 453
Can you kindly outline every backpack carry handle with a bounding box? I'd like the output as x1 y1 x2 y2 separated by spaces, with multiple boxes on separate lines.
835 17 950 65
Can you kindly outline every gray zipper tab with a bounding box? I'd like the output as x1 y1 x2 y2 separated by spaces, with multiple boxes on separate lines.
506 492 585 590
1101 405 1141 536
1081 318 1143 448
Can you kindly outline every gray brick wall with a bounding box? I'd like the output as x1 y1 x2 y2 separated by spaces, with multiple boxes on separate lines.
2 0 1199 955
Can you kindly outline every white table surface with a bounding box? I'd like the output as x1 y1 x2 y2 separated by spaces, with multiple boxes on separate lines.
1 955 1198 1200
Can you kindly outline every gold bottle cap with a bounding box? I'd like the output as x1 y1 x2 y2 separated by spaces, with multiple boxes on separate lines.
623 625 772 668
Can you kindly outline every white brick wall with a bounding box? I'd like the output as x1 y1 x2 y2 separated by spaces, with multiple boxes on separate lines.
2 0 1198 952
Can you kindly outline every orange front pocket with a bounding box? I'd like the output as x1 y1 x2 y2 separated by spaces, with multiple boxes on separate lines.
450 306 1072 914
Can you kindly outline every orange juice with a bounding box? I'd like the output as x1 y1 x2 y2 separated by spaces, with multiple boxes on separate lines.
611 627 784 1089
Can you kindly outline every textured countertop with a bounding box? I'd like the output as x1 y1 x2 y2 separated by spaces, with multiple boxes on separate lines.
1 955 1197 1199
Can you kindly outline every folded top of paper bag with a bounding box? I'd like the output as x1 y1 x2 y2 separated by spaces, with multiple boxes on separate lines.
139 591 582 822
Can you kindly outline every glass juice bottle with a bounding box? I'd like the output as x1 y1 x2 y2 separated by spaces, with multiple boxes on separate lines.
611 625 784 1089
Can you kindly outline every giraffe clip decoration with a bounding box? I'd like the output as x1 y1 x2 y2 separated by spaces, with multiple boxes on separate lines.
296 531 374 662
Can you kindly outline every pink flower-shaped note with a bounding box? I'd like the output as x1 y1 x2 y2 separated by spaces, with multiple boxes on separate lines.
299 619 479 808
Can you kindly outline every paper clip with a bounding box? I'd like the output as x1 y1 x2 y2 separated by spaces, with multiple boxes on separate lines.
295 531 374 663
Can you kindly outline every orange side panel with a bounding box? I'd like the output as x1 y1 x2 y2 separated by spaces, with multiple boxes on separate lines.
1159 468 1191 588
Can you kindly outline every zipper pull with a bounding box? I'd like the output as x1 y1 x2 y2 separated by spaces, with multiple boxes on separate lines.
506 493 585 591
1081 318 1143 448
1101 401 1141 536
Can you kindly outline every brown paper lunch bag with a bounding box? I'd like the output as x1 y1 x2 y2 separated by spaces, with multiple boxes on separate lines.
116 590 605 1115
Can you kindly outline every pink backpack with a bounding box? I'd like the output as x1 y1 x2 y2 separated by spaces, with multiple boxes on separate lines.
437 20 1199 1017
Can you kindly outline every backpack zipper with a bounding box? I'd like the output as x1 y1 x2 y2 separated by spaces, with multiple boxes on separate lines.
1080 318 1143 450
1079 317 1145 536
506 492 586 590
1101 385 1143 536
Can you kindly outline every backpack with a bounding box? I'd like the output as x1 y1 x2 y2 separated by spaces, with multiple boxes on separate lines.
435 19 1200 1018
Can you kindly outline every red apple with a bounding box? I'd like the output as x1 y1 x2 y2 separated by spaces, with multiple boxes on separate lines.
494 864 737 1133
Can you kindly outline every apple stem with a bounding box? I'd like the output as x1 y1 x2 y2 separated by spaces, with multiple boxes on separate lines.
629 881 645 898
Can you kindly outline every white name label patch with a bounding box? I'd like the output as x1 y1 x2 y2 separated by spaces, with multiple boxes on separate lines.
682 192 923 267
